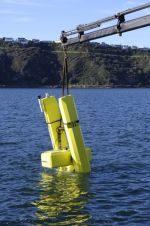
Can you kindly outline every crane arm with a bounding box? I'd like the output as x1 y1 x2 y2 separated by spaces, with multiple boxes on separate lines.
60 3 150 46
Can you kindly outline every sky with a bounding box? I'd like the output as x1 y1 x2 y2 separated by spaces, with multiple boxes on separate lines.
0 0 150 47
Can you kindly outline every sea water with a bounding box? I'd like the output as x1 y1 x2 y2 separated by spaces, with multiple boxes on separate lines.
0 88 150 225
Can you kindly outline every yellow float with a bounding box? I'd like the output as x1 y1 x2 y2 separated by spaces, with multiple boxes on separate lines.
39 94 91 173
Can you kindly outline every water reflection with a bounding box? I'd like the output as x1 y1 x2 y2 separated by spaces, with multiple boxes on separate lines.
33 171 91 225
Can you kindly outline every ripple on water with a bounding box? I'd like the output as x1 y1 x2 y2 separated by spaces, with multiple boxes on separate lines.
0 88 150 225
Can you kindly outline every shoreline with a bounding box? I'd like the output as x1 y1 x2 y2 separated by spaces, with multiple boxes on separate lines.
1 84 150 89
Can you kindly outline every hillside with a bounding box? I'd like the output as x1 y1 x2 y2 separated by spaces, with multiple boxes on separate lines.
0 40 150 87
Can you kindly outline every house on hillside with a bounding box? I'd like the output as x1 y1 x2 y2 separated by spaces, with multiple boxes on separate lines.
122 45 129 49
131 45 138 49
32 39 40 43
3 37 14 43
40 40 53 44
139 47 149 51
16 38 29 44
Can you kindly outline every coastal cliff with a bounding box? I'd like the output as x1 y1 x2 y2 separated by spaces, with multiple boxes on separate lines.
0 40 149 87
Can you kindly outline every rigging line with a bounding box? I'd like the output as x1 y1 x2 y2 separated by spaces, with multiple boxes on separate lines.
62 46 69 96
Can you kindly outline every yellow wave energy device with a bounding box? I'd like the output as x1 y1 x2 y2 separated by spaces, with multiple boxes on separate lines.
59 95 91 173
39 94 91 173
40 95 68 150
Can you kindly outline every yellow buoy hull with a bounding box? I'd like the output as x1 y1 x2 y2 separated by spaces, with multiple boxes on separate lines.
40 94 92 173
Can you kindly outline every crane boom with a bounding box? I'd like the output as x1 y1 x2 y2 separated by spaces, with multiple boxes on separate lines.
60 3 150 46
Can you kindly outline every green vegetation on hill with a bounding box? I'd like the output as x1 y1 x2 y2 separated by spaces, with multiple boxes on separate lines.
0 40 149 87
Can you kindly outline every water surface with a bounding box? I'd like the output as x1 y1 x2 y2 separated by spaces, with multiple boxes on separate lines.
0 88 150 225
